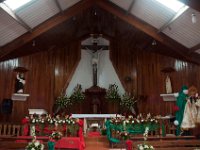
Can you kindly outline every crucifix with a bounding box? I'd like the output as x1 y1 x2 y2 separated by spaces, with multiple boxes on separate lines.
81 36 109 86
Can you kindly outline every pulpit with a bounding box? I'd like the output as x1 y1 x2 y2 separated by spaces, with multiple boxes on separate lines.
83 86 106 114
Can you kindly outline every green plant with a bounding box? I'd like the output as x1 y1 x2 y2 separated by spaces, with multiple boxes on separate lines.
105 84 121 101
56 94 72 108
70 84 85 103
120 92 137 110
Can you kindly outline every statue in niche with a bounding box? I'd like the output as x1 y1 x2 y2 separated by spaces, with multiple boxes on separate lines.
165 75 172 94
15 72 26 93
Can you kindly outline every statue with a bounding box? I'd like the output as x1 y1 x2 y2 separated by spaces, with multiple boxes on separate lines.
165 75 172 94
92 51 100 86
15 73 25 93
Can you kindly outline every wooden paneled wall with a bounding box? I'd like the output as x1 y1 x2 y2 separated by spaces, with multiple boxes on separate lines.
110 38 200 116
1 38 200 123
0 41 80 123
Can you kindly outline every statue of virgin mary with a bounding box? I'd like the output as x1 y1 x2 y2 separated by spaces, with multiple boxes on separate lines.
165 75 172 94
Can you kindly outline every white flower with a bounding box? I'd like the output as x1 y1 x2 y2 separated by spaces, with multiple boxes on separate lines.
139 145 144 150
41 144 44 150
144 144 149 148
31 148 35 150
150 145 154 149
132 120 134 123
34 141 40 147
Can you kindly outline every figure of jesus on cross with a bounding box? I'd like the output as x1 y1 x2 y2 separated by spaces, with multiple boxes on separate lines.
92 51 100 86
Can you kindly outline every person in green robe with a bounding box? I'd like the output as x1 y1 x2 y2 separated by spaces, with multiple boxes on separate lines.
174 85 188 136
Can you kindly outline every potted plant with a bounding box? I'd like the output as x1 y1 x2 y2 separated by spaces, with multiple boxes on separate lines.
26 136 44 150
70 84 85 103
105 84 121 113
53 94 72 115
120 92 137 114
105 84 121 101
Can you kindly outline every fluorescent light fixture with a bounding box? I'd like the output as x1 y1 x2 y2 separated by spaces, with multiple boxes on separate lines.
4 0 32 10
192 13 197 24
156 0 187 12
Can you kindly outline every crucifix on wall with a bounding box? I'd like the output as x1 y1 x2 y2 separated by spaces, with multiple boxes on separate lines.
81 35 109 86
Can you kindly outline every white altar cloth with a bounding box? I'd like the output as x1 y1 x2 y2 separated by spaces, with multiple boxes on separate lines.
72 114 122 135
72 114 117 118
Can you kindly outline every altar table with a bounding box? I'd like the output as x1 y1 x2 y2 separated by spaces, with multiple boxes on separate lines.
72 114 119 134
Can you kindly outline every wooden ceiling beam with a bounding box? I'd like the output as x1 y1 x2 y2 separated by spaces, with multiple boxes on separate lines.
96 0 200 64
178 0 200 12
53 0 63 13
126 0 135 15
0 0 94 59
190 43 200 52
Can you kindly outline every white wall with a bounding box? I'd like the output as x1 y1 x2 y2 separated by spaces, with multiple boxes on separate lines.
66 50 93 95
66 37 125 95
98 50 125 95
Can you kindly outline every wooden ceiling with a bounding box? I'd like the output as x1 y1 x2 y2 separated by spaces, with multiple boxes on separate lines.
0 0 200 64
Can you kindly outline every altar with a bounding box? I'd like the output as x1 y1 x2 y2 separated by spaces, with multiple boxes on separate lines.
72 114 120 134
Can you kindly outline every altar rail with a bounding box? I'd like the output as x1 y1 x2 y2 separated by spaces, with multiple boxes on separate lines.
132 139 200 150
0 124 21 136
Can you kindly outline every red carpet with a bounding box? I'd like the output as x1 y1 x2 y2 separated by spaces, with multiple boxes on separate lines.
87 131 101 137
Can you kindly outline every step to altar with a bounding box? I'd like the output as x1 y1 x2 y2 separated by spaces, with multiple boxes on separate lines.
85 136 110 150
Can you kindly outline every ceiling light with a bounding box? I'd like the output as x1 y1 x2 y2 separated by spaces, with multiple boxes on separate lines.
152 40 157 46
192 13 197 24
155 0 187 12
3 0 32 10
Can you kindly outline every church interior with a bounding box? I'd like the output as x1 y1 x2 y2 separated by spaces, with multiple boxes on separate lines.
0 0 200 149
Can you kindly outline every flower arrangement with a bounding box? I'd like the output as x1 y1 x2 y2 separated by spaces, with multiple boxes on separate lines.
137 127 154 150
56 94 72 108
50 131 63 141
105 84 121 101
70 84 85 103
26 136 44 150
120 92 137 110
28 114 77 125
137 143 154 150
